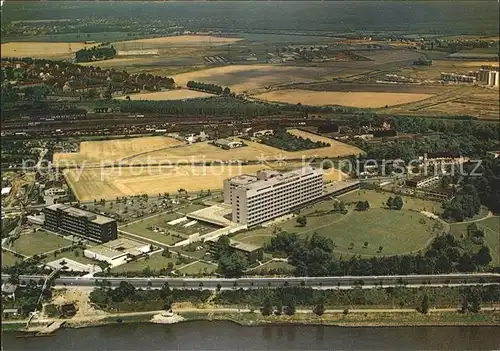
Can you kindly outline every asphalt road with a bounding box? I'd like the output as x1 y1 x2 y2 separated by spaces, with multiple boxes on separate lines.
5 273 500 290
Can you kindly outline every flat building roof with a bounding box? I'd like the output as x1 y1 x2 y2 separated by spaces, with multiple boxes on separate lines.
238 167 321 191
46 204 115 225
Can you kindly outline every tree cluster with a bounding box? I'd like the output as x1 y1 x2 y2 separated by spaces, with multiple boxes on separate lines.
75 46 117 62
260 129 330 152
442 184 481 222
266 231 495 277
212 236 248 277
215 285 500 311
89 281 211 312
186 81 230 95
387 196 403 210
355 201 370 211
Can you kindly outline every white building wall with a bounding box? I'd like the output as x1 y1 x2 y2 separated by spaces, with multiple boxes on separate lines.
232 168 323 226
83 249 128 267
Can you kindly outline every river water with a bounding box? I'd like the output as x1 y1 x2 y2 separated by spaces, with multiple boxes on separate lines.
3 322 500 350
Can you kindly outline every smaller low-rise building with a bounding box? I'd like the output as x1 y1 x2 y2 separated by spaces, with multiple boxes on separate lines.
1 187 12 197
208 238 263 264
229 240 264 264
44 257 97 273
214 139 244 149
83 238 152 267
405 174 440 189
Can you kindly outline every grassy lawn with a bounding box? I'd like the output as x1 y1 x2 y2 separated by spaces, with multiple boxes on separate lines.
250 261 295 275
298 209 440 256
41 248 99 266
235 199 441 256
232 227 278 247
234 190 442 256
1 250 21 267
177 261 218 276
110 253 187 273
12 230 72 256
176 203 208 215
340 189 443 213
120 211 188 245
449 217 500 266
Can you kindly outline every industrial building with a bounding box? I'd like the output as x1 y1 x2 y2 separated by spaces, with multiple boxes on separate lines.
224 167 324 226
43 204 117 243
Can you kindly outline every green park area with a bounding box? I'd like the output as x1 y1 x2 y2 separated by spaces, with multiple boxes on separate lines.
340 189 443 213
119 212 191 245
11 230 72 257
110 253 189 274
449 217 500 266
120 207 219 246
233 190 444 257
40 247 99 266
176 260 218 276
249 260 296 275
1 251 21 268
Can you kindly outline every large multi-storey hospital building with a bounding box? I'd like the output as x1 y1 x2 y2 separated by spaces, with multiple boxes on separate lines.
223 167 323 226
44 204 117 243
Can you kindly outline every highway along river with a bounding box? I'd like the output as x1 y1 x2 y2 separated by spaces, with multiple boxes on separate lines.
3 322 500 350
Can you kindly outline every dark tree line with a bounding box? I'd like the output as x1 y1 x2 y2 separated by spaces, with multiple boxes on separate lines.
186 81 230 95
75 46 117 62
260 128 330 152
265 231 494 277
215 285 500 311
212 236 248 277
89 281 211 312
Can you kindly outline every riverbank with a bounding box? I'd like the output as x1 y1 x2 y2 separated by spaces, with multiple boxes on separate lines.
4 307 499 334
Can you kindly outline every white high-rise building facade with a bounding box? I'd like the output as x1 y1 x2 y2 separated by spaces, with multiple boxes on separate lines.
223 167 323 226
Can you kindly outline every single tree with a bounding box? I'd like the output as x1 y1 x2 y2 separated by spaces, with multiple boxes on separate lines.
313 297 326 316
261 297 273 316
420 294 430 314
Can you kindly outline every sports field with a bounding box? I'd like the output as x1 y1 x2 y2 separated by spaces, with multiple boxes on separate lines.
115 89 214 101
55 130 360 166
449 216 500 266
253 89 434 108
126 129 362 164
54 136 184 165
1 42 97 59
64 164 272 201
114 35 241 49
12 231 72 257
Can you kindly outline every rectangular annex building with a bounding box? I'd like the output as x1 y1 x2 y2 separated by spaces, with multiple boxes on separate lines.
224 167 323 226
43 204 117 243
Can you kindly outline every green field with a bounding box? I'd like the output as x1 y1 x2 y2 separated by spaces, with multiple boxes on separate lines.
177 261 218 276
12 231 72 257
120 205 218 246
249 260 295 275
449 217 500 266
110 253 187 274
1 250 21 267
41 247 98 266
339 190 443 213
120 212 189 245
234 191 443 257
